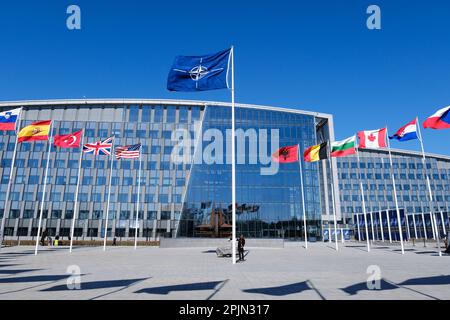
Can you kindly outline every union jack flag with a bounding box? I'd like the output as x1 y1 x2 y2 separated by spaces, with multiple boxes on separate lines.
115 143 141 159
83 137 113 156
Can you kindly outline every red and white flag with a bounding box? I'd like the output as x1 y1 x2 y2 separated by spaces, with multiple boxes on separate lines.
357 128 387 149
54 130 82 148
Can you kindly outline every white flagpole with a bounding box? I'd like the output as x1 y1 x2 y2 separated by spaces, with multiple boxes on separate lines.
370 211 375 241
297 145 308 249
35 121 54 256
327 145 338 251
405 213 411 241
134 148 142 250
387 210 392 243
230 46 237 264
0 108 22 250
412 212 418 239
386 127 405 254
356 213 361 241
440 211 446 234
70 130 84 253
103 137 115 251
379 211 385 242
416 117 442 256
356 147 370 252
421 212 427 241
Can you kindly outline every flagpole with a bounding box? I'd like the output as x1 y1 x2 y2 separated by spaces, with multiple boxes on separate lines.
386 209 392 243
103 137 115 251
35 121 54 256
386 127 405 254
134 148 142 250
297 145 308 249
379 210 384 242
416 117 442 256
355 213 361 241
0 108 22 250
230 46 237 264
327 145 338 251
356 147 370 252
412 212 418 239
70 129 84 253
370 211 375 241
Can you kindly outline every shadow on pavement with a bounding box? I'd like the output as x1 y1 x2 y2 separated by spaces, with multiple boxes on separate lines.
242 281 311 296
399 275 450 286
341 279 399 295
136 280 225 295
41 278 148 291
0 274 70 284
0 269 42 275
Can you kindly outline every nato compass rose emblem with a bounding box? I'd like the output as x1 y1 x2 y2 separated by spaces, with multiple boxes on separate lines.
173 58 224 88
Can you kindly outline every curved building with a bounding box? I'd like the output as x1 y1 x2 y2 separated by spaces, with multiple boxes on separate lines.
0 99 337 241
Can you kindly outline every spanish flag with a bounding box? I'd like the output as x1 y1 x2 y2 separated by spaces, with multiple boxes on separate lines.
18 120 52 143
304 142 328 163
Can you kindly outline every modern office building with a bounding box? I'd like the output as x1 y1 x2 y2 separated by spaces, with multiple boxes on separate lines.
337 148 450 240
0 99 338 241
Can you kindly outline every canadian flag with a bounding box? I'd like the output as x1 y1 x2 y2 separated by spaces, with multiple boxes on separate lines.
357 128 387 149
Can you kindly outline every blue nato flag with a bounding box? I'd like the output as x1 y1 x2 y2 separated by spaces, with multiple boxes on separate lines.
167 48 232 92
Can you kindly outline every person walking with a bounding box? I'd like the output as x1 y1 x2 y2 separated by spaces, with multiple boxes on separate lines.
40 229 48 246
238 234 246 262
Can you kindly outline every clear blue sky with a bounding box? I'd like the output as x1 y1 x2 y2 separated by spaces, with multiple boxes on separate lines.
1 0 450 154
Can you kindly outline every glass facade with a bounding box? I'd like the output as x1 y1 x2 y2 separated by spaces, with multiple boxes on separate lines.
0 100 332 241
338 149 450 237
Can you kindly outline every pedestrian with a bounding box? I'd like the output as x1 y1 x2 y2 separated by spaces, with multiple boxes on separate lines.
238 234 246 261
48 235 52 247
113 236 117 246
40 229 48 246
444 232 450 254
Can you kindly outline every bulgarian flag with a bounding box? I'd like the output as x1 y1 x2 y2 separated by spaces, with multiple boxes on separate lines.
331 135 356 158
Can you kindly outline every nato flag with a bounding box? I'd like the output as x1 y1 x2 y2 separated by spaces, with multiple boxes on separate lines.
167 48 232 92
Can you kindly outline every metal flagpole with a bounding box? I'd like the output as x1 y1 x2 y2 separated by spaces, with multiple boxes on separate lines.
356 213 361 241
356 147 370 252
230 46 237 264
430 212 436 240
0 108 22 250
327 145 338 251
369 211 375 241
379 211 384 242
297 145 308 249
35 121 54 256
416 117 442 256
421 212 427 241
386 210 392 243
405 213 411 241
412 212 418 239
103 137 115 251
440 211 446 234
385 127 405 254
70 130 84 253
134 148 142 250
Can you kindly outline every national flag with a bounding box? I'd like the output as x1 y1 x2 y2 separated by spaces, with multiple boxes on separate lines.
115 143 141 159
83 137 113 156
423 106 450 129
18 120 51 143
54 130 82 148
357 128 387 149
331 136 356 158
167 48 232 91
0 108 21 131
304 142 328 163
389 119 418 141
272 145 299 163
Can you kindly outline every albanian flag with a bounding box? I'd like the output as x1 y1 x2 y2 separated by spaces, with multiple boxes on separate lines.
272 145 299 163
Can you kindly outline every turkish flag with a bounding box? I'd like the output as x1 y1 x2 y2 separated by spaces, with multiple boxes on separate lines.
272 145 299 163
54 130 82 148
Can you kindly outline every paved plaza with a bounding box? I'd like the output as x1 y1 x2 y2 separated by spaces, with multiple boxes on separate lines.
0 241 448 300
